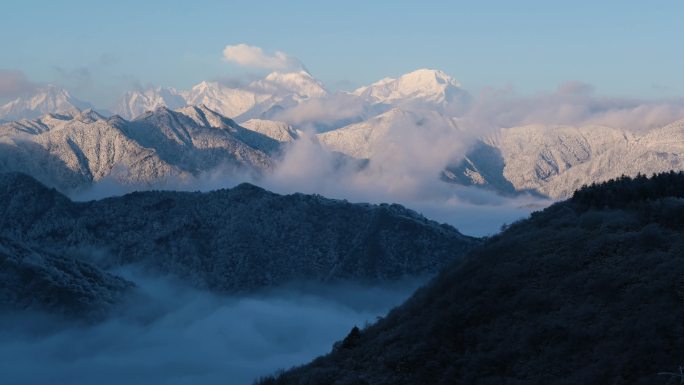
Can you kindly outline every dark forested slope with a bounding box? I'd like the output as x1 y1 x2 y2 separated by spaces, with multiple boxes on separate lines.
260 172 684 385
0 236 133 318
0 172 478 292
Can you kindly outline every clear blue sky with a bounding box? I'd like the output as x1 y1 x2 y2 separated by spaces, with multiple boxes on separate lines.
2 0 682 106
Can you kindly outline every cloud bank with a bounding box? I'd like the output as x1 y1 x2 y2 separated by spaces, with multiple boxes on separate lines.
223 44 303 71
0 271 424 385
460 82 684 132
254 132 543 237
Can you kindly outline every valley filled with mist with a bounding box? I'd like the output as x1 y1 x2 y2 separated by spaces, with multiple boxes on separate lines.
0 271 426 385
2 2 684 384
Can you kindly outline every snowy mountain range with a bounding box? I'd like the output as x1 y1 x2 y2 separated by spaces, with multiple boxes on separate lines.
442 120 684 198
112 70 328 121
352 68 469 113
0 85 94 121
1 68 684 199
0 105 281 191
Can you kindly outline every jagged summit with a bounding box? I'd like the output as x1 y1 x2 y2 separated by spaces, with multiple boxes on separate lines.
177 104 241 130
114 71 329 121
0 105 280 191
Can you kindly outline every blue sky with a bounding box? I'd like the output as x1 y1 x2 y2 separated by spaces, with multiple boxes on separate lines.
2 0 683 106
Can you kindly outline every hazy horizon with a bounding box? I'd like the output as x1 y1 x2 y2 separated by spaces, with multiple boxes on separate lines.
2 0 684 107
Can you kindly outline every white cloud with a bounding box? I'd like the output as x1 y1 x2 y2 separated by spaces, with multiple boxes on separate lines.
459 82 684 132
222 44 303 71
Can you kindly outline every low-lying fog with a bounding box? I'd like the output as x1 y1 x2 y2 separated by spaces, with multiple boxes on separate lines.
0 270 427 385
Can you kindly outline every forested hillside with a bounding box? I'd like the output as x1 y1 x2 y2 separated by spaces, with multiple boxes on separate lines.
260 172 684 385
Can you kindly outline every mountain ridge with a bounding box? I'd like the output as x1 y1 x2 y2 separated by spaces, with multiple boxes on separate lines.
0 172 480 294
0 105 282 191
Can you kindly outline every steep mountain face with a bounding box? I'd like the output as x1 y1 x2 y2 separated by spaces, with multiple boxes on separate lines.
0 85 94 121
0 106 278 191
113 86 186 120
259 172 684 385
174 105 289 155
0 172 480 293
446 121 684 198
127 106 273 173
184 71 329 121
0 112 174 189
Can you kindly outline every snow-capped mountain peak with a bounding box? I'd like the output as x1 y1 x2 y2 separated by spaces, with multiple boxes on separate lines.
250 70 328 99
113 71 329 122
0 85 93 121
353 68 466 106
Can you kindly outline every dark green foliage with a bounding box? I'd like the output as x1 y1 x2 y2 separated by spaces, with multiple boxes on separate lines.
259 172 684 385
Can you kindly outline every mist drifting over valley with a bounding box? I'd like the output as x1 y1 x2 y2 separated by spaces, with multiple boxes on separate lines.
2 2 684 384
0 271 425 385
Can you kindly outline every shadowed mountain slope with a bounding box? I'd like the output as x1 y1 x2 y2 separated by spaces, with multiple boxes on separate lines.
0 172 479 293
259 171 684 385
